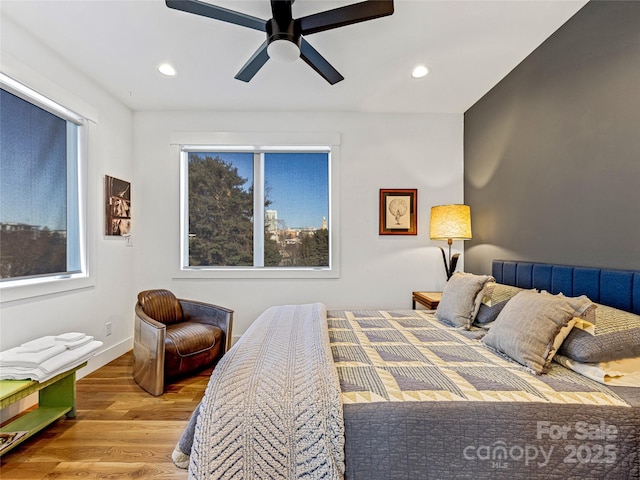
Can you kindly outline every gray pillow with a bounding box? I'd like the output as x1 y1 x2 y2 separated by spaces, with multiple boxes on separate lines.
558 304 640 363
435 272 495 329
474 283 526 325
482 290 594 374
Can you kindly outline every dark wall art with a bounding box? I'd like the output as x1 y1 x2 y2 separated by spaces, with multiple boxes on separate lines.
105 175 131 236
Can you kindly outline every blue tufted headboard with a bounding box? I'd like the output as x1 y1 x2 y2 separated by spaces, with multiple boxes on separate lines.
492 260 640 315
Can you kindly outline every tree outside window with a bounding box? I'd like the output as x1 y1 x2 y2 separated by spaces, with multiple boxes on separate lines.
185 150 329 269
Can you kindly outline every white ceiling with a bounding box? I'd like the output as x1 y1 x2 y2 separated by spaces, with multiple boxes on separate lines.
1 0 587 113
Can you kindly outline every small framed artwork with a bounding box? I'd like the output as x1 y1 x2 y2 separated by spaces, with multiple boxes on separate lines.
105 175 131 236
379 188 417 235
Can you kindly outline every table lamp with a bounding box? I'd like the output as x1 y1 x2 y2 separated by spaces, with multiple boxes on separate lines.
429 204 472 280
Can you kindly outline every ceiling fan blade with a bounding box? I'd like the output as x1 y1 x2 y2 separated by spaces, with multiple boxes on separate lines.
299 38 344 85
235 41 270 82
298 0 393 36
166 0 266 31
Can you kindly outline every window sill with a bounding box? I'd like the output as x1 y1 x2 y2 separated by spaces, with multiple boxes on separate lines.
173 266 339 280
0 275 95 303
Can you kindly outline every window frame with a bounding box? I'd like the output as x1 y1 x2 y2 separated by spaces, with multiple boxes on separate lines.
173 132 340 279
0 73 93 302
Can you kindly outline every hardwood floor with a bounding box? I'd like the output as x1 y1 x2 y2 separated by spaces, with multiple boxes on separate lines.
0 351 212 479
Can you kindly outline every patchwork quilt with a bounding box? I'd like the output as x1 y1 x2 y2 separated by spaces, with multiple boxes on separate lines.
328 310 629 406
329 310 640 480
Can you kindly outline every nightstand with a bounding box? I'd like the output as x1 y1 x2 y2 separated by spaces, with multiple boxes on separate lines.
412 291 442 310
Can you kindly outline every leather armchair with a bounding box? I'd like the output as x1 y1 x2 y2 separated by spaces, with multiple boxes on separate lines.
133 289 233 396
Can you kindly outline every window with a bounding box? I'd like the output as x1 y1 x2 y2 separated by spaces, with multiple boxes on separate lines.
179 141 337 278
0 74 86 290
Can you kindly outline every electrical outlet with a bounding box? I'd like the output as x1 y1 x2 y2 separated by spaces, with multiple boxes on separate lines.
105 322 112 336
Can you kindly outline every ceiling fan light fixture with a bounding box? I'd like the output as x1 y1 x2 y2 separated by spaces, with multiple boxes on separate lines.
267 39 300 63
158 63 177 76
411 65 430 79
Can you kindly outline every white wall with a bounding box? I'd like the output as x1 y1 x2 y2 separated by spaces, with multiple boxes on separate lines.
0 15 465 378
0 17 135 376
134 111 464 339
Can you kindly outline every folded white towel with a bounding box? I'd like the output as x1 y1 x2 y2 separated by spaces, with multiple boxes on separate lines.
0 365 46 381
17 333 89 353
65 335 94 350
0 340 102 381
0 344 67 368
38 341 103 374
55 332 85 342
19 336 57 353
56 332 85 342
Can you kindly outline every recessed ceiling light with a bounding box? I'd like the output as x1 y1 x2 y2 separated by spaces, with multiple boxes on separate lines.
158 63 177 76
411 65 429 79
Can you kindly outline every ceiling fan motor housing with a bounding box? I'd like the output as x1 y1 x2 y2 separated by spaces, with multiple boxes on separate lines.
266 17 301 49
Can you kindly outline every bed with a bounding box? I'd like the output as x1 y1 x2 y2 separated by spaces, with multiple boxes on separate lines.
174 260 640 479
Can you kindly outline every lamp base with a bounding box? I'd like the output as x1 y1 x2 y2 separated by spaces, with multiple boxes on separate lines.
439 246 460 280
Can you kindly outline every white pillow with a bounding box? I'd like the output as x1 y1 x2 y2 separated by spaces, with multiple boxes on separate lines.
554 354 640 387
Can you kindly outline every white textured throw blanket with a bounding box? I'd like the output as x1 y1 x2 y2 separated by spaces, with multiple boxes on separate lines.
183 303 345 480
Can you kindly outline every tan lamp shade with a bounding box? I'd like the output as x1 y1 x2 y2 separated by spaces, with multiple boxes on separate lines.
430 204 472 241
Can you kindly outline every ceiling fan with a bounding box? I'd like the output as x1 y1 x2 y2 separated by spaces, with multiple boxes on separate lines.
165 0 394 85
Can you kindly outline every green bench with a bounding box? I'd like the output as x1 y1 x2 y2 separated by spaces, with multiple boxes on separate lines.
0 362 86 456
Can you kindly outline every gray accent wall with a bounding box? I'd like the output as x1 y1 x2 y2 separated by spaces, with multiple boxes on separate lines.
464 0 640 275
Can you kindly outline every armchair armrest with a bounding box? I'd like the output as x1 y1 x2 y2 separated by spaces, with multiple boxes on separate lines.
135 304 167 330
180 300 234 353
133 303 167 396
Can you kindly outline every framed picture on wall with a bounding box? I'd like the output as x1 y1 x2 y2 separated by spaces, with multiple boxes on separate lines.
105 175 131 236
379 188 417 235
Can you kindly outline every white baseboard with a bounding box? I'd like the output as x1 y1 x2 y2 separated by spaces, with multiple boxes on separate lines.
0 395 37 423
76 336 133 380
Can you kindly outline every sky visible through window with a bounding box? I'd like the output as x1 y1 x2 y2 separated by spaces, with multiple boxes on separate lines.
211 151 329 230
0 89 67 231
